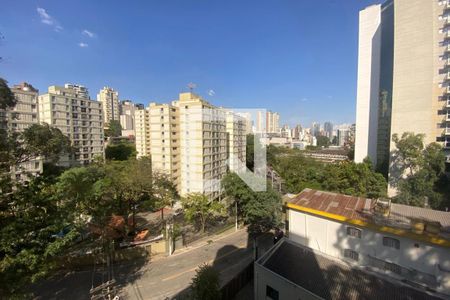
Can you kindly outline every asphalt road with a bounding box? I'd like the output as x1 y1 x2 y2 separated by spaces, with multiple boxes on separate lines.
122 229 273 300
32 228 273 300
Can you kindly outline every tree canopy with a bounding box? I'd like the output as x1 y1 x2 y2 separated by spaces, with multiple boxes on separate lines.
191 263 221 300
105 141 136 161
104 120 122 138
181 193 225 233
391 132 449 209
267 146 387 199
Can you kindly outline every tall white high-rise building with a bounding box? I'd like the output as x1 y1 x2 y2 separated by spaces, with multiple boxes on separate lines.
39 84 104 166
97 87 120 124
355 0 450 195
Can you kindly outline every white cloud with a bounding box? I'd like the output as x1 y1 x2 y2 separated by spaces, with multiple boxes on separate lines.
82 29 95 38
37 7 63 31
301 98 308 102
78 42 89 48
208 89 215 96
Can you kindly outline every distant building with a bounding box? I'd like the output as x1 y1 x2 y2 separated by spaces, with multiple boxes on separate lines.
97 87 120 124
337 128 350 147
291 124 302 140
134 107 151 158
323 121 333 139
255 189 450 299
119 100 141 137
311 122 320 137
39 84 104 166
266 111 280 134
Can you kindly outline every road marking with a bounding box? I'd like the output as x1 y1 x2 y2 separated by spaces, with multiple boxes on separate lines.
161 242 247 282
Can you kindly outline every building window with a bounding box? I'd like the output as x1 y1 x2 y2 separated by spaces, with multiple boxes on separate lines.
344 249 359 261
266 285 279 300
346 227 361 238
384 261 401 274
383 237 400 249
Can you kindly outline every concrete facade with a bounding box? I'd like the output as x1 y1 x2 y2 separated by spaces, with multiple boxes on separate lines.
97 87 120 124
39 84 104 166
355 4 382 165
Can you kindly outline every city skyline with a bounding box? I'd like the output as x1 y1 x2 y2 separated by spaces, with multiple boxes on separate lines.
1 0 379 126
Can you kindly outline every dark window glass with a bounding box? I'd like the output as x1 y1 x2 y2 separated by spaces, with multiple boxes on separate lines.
266 285 279 300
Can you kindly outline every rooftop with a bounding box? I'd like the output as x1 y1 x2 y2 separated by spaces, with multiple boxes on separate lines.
284 189 450 247
258 238 444 300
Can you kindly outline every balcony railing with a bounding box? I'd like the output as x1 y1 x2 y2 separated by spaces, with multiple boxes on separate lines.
445 127 450 135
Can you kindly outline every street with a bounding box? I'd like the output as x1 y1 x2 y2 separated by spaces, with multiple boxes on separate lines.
122 228 272 300
32 228 273 300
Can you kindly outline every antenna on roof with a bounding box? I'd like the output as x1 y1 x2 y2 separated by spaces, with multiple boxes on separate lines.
187 82 196 93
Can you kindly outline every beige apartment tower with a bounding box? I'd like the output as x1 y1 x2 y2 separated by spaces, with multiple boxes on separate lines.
97 87 120 124
355 0 450 196
1 82 43 179
39 84 104 166
134 92 246 199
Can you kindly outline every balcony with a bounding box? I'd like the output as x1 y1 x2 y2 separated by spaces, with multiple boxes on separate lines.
445 127 450 136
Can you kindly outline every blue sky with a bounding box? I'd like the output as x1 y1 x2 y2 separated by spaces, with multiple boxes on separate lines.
1 0 379 127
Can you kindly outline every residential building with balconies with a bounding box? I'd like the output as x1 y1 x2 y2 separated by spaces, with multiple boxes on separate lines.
38 84 104 166
97 86 120 125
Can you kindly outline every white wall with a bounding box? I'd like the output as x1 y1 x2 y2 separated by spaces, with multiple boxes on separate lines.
254 263 321 300
288 209 450 295
355 4 382 164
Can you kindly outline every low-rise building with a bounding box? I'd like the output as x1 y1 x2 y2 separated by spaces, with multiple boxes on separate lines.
260 188 450 298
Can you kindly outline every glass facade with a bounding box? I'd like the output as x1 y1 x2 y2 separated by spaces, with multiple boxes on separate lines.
376 0 394 176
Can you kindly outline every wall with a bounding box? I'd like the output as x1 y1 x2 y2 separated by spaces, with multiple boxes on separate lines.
254 262 321 300
287 209 450 295
355 4 382 164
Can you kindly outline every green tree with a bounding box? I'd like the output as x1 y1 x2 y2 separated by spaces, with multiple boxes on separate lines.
191 263 221 300
104 120 122 137
392 133 448 208
243 189 281 235
181 193 225 233
316 135 331 148
0 78 15 110
105 142 136 161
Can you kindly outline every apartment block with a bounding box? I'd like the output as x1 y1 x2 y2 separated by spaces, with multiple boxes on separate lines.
39 84 104 166
119 100 142 137
133 92 247 198
134 107 151 158
2 82 43 178
148 102 180 190
266 111 280 134
355 0 450 195
175 92 228 199
97 87 120 124
226 111 247 173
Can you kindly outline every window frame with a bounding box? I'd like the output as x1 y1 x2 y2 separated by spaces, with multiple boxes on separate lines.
382 237 400 249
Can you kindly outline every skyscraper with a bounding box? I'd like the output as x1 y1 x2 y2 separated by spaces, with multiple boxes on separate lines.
324 122 333 139
355 0 450 195
97 87 120 124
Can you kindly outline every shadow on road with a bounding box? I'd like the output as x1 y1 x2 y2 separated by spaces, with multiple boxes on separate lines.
30 254 148 300
171 231 273 300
